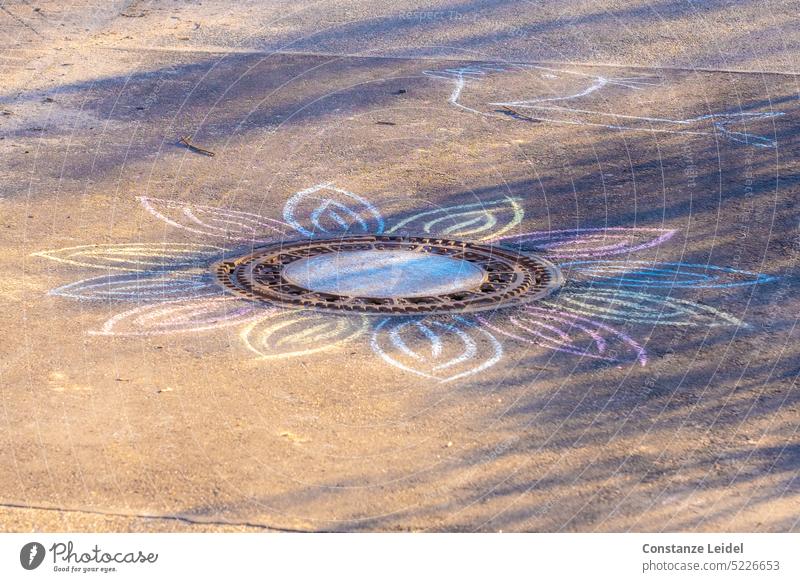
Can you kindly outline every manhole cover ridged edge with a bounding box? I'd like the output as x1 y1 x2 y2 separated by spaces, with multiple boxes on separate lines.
213 235 563 315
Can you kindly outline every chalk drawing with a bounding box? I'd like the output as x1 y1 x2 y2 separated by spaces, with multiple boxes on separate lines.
543 288 745 327
283 182 385 238
561 260 777 289
32 243 223 272
49 272 222 302
34 188 773 378
494 227 676 258
139 197 290 243
478 306 647 366
425 63 661 110
386 197 524 240
424 64 519 114
423 64 518 82
489 106 784 148
426 62 784 148
89 298 266 336
241 311 369 359
423 64 660 113
698 112 785 148
371 316 503 383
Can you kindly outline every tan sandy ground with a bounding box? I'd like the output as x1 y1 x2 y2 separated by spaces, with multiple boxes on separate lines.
0 1 798 532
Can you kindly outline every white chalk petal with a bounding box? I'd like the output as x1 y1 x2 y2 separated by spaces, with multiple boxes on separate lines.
241 311 369 359
139 196 289 243
89 298 264 336
387 198 524 241
371 316 503 383
495 227 676 258
49 272 222 302
32 243 222 272
283 183 384 238
543 289 745 327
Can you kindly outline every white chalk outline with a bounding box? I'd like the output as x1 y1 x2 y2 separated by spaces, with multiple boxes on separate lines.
387 197 524 240
89 298 265 337
283 182 385 238
138 196 290 242
426 62 785 148
31 243 223 272
493 227 677 258
371 316 503 383
48 272 221 301
544 288 746 327
241 311 369 359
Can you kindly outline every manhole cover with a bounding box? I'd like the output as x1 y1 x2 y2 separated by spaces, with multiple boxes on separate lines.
214 235 563 315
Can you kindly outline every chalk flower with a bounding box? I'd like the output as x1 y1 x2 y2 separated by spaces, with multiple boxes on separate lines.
34 183 774 382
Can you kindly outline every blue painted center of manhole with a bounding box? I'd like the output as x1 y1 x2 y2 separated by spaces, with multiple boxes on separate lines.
282 250 487 298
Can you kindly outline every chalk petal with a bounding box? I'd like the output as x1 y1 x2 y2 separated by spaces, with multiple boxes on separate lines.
478 307 647 366
32 243 222 272
561 260 776 289
89 298 264 336
49 272 222 302
139 196 289 243
495 227 676 258
543 288 745 327
387 198 524 241
283 183 384 238
371 316 503 383
240 311 368 359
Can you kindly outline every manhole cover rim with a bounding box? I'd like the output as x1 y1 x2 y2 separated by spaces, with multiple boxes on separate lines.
212 235 564 316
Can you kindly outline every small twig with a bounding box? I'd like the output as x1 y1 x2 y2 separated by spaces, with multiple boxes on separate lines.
376 121 396 126
178 135 215 157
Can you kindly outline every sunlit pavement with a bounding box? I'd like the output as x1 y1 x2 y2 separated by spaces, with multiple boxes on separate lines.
1 2 798 532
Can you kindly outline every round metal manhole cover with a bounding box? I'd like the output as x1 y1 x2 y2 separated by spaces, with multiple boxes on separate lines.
213 235 563 315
